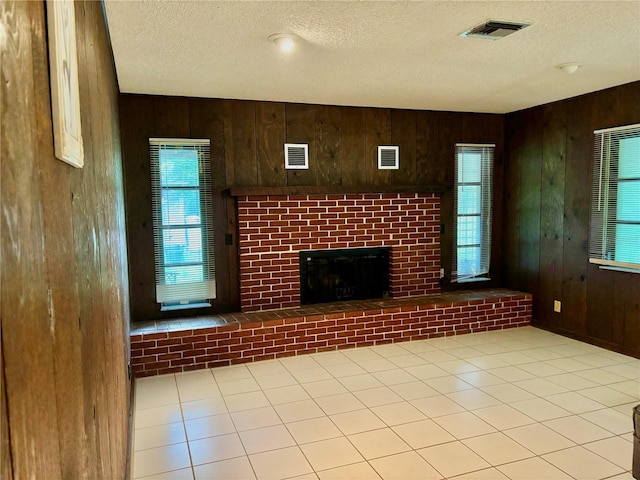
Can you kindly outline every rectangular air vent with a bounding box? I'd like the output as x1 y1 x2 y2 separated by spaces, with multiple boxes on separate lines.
378 146 399 170
460 20 530 40
285 143 309 169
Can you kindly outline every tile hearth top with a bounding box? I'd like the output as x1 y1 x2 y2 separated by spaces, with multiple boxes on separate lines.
130 289 524 336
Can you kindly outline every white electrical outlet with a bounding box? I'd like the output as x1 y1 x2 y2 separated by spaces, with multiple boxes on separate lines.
553 300 561 313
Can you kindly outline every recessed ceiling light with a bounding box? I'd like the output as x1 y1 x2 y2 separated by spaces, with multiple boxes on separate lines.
268 33 297 52
557 62 580 74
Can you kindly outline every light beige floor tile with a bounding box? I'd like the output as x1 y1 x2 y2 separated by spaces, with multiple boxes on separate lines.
580 407 634 434
447 388 502 410
416 350 459 364
175 370 221 402
189 432 245 466
211 365 252 383
249 446 313 479
544 357 592 372
602 362 640 380
433 412 496 439
390 354 431 368
239 424 295 454
357 358 398 373
302 379 349 398
543 416 613 444
573 353 619 368
288 474 319 480
456 371 505 388
184 413 235 441
310 351 350 367
445 346 485 360
230 406 282 431
279 355 321 372
577 385 638 406
503 423 575 455
436 359 480 374
254 371 298 390
181 397 227 421
509 397 571 421
330 408 386 435
215 377 261 396
348 427 411 459
605 473 635 480
136 376 180 409
338 373 384 391
291 367 333 384
300 437 364 471
496 457 572 479
545 391 607 414
575 368 627 385
417 441 491 478
400 340 439 354
224 391 270 413
424 375 474 394
286 416 343 444
370 343 412 358
465 355 510 370
372 368 418 386
135 404 184 429
133 442 191 478
369 451 442 479
264 384 311 405
583 436 633 469
517 362 566 377
389 381 439 400
193 456 256 480
342 347 382 362
392 418 455 449
411 395 466 417
140 467 194 480
315 392 366 415
462 432 534 465
274 399 325 423
545 372 599 390
323 362 367 378
485 366 535 382
135 422 187 451
513 378 569 396
542 446 624 479
371 401 426 426
404 363 450 380
472 404 535 430
353 386 404 407
450 467 509 479
479 383 535 403
608 379 640 397
317 461 381 479
246 359 288 377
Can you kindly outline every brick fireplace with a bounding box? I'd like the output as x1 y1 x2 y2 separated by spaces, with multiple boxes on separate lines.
236 192 441 312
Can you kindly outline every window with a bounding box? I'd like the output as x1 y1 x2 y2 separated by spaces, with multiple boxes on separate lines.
589 124 640 272
452 144 494 282
149 138 216 310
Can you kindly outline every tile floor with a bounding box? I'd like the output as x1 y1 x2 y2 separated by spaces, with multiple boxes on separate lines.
131 326 639 479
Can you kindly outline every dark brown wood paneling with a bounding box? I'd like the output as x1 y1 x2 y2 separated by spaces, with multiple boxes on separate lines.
539 102 567 328
365 108 392 186
416 111 439 186
153 96 190 138
315 105 342 186
256 102 287 187
224 100 258 186
286 103 317 186
2 1 130 478
340 107 366 186
503 112 523 289
391 109 416 185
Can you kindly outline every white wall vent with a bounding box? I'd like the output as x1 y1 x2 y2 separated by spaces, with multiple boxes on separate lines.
284 143 309 169
378 146 399 170
460 20 530 40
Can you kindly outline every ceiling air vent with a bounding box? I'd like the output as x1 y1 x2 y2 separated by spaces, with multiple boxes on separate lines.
284 143 308 169
460 20 530 40
378 146 399 170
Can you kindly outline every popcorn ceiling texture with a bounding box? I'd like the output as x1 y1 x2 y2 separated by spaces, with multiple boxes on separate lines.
237 193 441 312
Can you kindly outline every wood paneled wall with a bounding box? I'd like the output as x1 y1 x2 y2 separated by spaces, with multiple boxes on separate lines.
1 1 131 478
503 81 640 357
120 95 504 322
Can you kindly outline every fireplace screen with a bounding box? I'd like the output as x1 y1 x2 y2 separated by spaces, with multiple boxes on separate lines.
299 247 390 305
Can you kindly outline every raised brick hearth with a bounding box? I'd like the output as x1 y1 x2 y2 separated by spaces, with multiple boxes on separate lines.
237 193 441 312
130 289 532 377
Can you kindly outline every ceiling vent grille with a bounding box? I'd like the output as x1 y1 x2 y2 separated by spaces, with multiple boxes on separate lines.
285 143 309 169
460 20 530 40
378 146 399 170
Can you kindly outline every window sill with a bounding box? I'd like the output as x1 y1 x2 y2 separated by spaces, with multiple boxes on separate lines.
161 302 212 312
456 277 491 284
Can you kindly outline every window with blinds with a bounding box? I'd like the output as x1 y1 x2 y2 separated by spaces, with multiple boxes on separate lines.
452 144 494 282
589 124 640 273
149 138 216 310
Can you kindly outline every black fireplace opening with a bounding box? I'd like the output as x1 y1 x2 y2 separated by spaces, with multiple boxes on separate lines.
299 247 390 305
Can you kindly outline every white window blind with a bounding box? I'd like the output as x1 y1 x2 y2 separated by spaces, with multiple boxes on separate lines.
452 144 494 282
589 124 640 272
149 138 216 309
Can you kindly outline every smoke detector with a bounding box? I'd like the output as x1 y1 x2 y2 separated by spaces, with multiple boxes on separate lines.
460 20 530 40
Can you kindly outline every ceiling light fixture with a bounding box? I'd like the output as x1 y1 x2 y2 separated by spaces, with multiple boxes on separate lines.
557 62 580 74
269 33 297 52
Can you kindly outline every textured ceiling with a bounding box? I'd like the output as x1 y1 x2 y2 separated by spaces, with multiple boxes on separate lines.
104 1 640 114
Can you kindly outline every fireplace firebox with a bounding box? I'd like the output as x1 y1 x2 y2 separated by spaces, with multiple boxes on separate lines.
299 247 390 305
